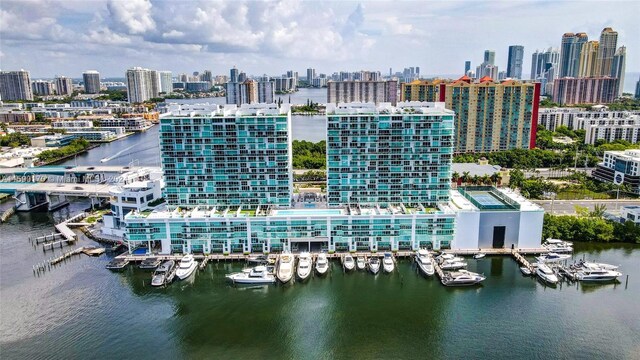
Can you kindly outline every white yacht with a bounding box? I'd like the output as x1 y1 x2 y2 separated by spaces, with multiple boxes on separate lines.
296 252 312 281
356 256 366 270
543 238 573 253
175 254 198 280
441 270 486 286
342 254 355 271
368 256 381 274
151 260 176 287
415 249 435 276
436 253 465 264
315 253 329 275
277 253 295 283
536 252 571 263
226 266 276 284
535 264 559 284
440 259 467 270
382 253 395 273
575 262 622 282
577 260 619 271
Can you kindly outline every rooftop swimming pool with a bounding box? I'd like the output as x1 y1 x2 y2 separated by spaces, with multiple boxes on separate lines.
273 209 344 216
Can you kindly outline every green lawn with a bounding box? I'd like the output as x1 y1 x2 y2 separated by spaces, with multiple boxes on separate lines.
556 189 612 200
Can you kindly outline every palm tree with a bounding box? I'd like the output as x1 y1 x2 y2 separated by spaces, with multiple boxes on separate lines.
451 171 460 183
461 171 471 185
481 174 491 185
471 175 480 185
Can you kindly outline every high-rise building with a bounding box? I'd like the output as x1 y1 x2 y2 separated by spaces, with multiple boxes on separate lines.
327 80 398 105
54 76 73 96
464 61 471 75
530 48 560 80
484 50 496 65
160 103 292 208
0 70 33 101
200 70 213 85
82 70 101 94
610 46 626 97
596 27 618 76
553 77 619 105
256 80 275 103
635 77 640 100
444 77 540 153
126 67 158 103
230 66 239 83
306 68 316 82
578 41 599 77
326 102 454 207
400 80 446 102
506 45 524 79
158 71 173 94
31 80 55 96
559 32 588 77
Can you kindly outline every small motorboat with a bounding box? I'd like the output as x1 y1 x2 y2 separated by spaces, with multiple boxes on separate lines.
536 252 571 263
296 252 312 281
151 260 176 286
382 253 395 273
441 270 486 286
520 266 532 276
343 254 355 271
277 253 295 283
368 256 380 274
226 265 276 284
473 253 486 260
139 257 161 270
315 253 329 275
356 256 366 270
175 254 198 280
536 264 559 284
415 249 435 276
440 259 467 270
105 258 129 270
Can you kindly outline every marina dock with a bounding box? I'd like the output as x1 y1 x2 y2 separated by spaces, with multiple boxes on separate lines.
511 250 535 273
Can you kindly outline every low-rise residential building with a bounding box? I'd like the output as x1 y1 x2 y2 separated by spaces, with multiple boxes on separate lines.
592 149 640 194
620 206 640 225
584 115 640 144
99 117 152 131
0 111 35 123
538 107 640 131
30 134 77 147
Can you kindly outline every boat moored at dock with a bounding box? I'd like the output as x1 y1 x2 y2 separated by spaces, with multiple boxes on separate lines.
296 252 312 281
368 256 380 274
151 260 176 286
441 270 486 286
277 253 295 283
542 238 573 253
342 254 355 271
536 252 571 263
473 253 486 259
226 266 276 284
382 253 395 273
536 264 559 285
105 258 129 270
139 257 161 270
175 254 198 280
315 253 329 276
440 259 467 270
415 249 435 276
356 256 366 270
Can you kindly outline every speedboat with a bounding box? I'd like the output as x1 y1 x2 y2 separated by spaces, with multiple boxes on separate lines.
536 252 571 263
415 249 435 276
151 260 176 286
105 258 129 270
296 252 312 281
543 238 573 253
520 266 532 276
473 253 486 260
441 270 486 286
368 256 380 274
440 259 467 270
382 253 395 273
343 254 355 271
536 264 559 284
356 256 366 270
139 257 161 270
226 265 276 284
315 253 329 275
277 253 295 283
175 254 198 280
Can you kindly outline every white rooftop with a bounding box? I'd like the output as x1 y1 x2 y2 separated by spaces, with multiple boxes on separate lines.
326 101 452 115
164 103 290 117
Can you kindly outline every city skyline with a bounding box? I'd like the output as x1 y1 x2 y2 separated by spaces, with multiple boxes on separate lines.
1 0 638 80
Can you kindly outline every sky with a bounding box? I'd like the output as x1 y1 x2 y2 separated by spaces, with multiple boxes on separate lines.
1 0 639 87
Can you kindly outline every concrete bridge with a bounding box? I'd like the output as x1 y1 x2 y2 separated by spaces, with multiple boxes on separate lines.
0 165 160 183
0 182 111 211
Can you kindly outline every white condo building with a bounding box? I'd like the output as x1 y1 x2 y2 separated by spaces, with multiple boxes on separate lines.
126 67 159 103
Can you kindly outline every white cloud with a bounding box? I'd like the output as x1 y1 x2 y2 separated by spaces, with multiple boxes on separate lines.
106 0 155 34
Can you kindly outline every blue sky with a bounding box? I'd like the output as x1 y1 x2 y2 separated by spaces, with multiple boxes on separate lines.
1 0 638 88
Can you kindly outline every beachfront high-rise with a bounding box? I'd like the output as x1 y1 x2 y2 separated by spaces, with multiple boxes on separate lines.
0 70 34 101
54 76 73 96
327 80 398 105
444 77 540 153
160 103 292 209
126 67 159 103
597 27 618 76
611 46 626 97
400 80 445 102
326 102 454 207
559 32 588 77
82 70 101 94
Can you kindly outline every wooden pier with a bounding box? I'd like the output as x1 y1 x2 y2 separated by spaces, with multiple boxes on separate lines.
511 250 535 273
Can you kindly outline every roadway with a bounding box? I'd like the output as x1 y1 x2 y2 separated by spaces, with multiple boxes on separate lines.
0 182 112 197
532 199 640 215
0 165 160 177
